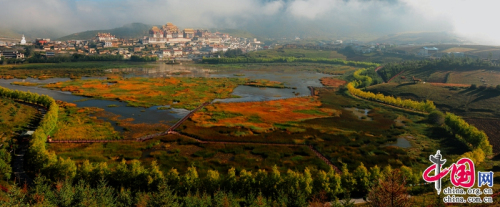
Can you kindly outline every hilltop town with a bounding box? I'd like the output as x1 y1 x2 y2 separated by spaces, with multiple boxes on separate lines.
0 22 263 62
0 22 497 65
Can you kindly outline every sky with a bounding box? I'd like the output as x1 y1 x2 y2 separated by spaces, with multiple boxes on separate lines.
0 0 499 44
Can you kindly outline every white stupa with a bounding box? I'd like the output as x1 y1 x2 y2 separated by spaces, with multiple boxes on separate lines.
20 35 26 45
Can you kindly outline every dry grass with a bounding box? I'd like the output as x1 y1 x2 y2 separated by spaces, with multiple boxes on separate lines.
44 77 284 109
53 102 120 141
10 81 39 86
191 97 340 132
442 47 477 53
319 77 347 87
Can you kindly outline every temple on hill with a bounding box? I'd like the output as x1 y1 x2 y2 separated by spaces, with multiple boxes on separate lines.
143 22 194 44
95 33 116 42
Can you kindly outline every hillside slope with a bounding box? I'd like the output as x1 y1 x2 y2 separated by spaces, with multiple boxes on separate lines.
57 23 151 41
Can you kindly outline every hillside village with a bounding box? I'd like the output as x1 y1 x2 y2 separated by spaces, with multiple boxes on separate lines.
0 22 494 63
0 23 264 61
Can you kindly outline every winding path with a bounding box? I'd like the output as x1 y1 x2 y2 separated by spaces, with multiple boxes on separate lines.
12 102 47 187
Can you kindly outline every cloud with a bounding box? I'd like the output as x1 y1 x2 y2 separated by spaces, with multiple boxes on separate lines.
0 0 498 44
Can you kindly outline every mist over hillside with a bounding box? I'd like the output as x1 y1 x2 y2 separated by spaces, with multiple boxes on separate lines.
57 23 152 41
1 0 498 45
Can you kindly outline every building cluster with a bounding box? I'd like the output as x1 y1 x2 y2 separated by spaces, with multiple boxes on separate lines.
142 23 263 60
0 22 263 61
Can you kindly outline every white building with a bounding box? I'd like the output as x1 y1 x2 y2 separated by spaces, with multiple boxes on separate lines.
20 35 26 45
419 47 439 56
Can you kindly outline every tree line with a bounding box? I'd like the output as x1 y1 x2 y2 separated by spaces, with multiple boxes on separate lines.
347 69 436 113
444 112 493 155
202 57 380 68
377 56 500 82
1 161 421 206
347 68 492 163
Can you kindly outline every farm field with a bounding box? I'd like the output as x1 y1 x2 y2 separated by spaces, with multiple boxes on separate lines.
44 76 286 109
390 67 500 86
463 118 500 154
367 82 500 118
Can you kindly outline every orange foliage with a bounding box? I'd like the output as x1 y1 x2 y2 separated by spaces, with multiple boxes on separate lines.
320 77 347 87
192 97 339 132
56 100 77 108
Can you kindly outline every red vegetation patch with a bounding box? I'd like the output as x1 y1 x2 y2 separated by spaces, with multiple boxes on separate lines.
320 77 347 87
192 97 339 132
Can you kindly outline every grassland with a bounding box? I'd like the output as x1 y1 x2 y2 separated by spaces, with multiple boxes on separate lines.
52 101 120 141
192 97 340 133
367 82 500 117
319 77 347 87
202 62 360 76
48 133 329 175
0 98 37 140
44 77 285 109
0 61 152 79
245 48 347 59
10 81 39 86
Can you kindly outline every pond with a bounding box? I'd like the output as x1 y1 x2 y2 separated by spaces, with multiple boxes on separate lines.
344 107 372 121
386 138 412 148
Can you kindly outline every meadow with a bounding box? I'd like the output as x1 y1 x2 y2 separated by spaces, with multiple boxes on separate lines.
0 98 37 140
244 48 347 59
48 133 329 175
44 77 286 109
202 62 360 76
0 61 152 79
51 101 121 141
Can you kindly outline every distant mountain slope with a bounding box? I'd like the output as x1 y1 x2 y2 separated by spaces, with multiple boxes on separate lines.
0 28 22 40
371 32 468 44
57 23 152 41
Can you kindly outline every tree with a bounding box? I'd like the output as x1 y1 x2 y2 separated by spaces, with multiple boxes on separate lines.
367 169 412 207
340 163 356 194
353 162 370 196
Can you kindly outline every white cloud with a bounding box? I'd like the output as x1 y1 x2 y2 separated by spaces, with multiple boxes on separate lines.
0 0 499 44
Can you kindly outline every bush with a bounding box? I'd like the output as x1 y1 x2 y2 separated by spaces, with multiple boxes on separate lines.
470 84 477 89
428 110 445 125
